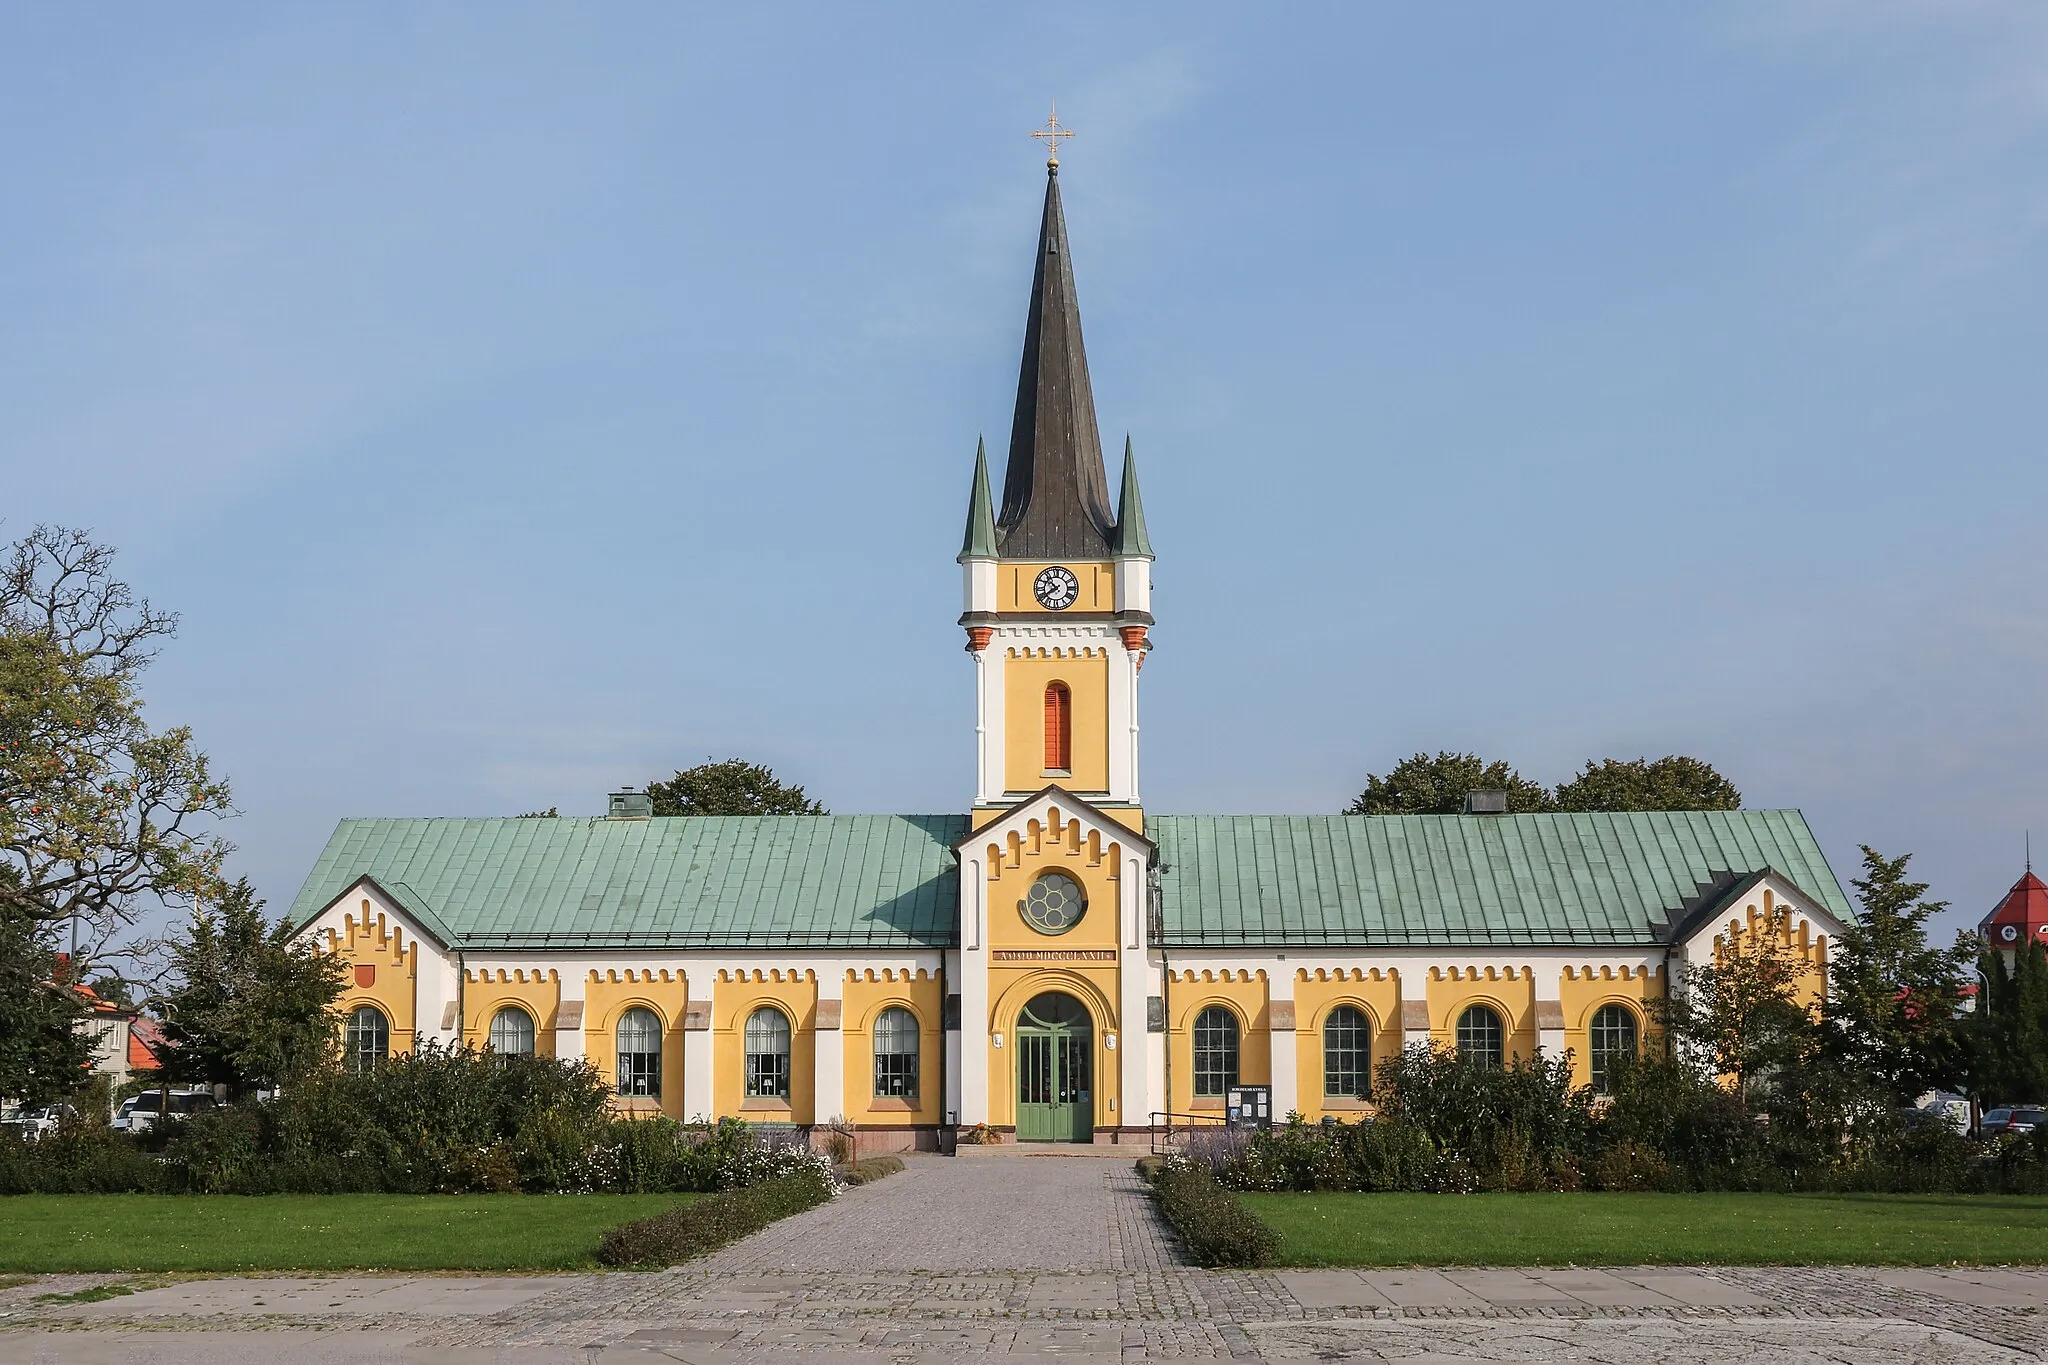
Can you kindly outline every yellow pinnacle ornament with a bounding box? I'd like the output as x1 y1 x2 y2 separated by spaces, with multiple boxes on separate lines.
1031 100 1073 168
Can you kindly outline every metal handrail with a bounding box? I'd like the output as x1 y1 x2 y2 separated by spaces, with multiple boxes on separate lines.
1148 1110 1226 1155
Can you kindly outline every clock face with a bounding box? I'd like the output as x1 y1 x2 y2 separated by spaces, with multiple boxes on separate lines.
1033 565 1081 610
1021 871 1087 935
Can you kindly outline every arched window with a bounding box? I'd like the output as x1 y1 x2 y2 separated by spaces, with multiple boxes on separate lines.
1456 1005 1505 1069
745 1006 792 1100
344 1005 388 1074
1043 683 1071 773
1588 1004 1640 1094
616 1007 662 1097
489 1006 535 1056
873 1006 920 1099
1193 1005 1240 1098
1323 1005 1372 1099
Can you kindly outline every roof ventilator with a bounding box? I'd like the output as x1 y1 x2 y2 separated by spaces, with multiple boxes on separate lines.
1463 790 1508 815
608 787 654 819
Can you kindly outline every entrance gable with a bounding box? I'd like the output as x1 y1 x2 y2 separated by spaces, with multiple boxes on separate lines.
955 787 1152 955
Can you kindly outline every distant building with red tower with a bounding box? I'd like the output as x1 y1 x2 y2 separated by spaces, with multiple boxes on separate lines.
1981 864 2048 964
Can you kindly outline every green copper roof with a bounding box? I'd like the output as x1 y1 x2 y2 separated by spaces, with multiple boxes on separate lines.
958 438 998 561
1110 436 1153 560
288 809 1849 953
1150 810 1852 947
288 815 967 949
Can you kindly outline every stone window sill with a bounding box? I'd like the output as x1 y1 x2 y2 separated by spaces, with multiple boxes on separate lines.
740 1097 792 1113
1320 1096 1375 1112
869 1096 919 1111
1190 1098 1225 1112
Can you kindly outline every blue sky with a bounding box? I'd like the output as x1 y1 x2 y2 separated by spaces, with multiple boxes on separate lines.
3 3 2044 941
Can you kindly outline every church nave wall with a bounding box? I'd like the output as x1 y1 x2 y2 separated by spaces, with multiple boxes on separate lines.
586 968 691 1116
462 968 563 1058
841 968 945 1131
714 968 819 1125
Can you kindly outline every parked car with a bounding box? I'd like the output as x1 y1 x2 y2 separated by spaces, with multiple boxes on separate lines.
0 1104 77 1140
1978 1106 2048 1138
1914 1093 1972 1135
115 1089 218 1134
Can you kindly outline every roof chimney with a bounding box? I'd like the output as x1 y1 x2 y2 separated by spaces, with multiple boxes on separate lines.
607 787 653 819
1463 790 1508 815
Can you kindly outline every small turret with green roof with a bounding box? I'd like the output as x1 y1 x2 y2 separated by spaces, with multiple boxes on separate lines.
1110 435 1153 560
958 437 998 562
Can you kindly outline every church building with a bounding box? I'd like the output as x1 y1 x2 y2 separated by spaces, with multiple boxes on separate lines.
289 156 1852 1146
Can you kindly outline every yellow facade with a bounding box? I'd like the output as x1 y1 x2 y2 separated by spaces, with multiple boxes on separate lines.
323 901 420 1053
715 969 818 1123
1426 966 1538 1061
462 969 562 1057
1291 968 1405 1121
842 969 945 1128
585 969 691 1116
978 802 1132 1131
1003 649 1111 793
1558 964 1663 1089
1166 969 1272 1115
998 560 1116 613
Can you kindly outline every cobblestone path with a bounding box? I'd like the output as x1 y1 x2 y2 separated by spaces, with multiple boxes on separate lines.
695 1153 1181 1273
9 1159 2048 1361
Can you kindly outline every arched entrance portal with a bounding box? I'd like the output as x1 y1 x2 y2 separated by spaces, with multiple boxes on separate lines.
1016 991 1093 1142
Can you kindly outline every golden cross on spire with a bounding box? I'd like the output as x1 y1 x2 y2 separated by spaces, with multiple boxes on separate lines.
1031 100 1074 168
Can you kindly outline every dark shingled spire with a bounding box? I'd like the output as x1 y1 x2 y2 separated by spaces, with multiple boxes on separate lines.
996 164 1115 559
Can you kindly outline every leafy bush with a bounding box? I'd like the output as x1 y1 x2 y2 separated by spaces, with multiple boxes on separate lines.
1220 1114 1436 1192
596 1170 835 1267
1375 1046 1592 1191
0 1122 166 1194
1150 1153 1278 1267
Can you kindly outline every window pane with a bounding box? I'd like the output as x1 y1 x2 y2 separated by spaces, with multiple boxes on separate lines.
1589 1004 1639 1093
746 1007 792 1100
1456 1006 1504 1069
873 1006 920 1099
489 1007 535 1055
345 1006 388 1074
1323 1005 1372 1098
616 1007 662 1098
1192 1006 1240 1097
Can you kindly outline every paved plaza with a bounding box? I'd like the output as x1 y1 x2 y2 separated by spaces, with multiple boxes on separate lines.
5 1155 2048 1362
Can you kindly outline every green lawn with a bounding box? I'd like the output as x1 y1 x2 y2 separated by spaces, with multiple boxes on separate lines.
0 1195 700 1273
1245 1192 2048 1267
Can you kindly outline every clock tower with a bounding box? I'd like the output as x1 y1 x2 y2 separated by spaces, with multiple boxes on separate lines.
959 158 1153 827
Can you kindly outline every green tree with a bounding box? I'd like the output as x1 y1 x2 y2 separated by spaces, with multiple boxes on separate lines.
1821 847 1972 1104
0 526 232 937
1551 756 1741 812
159 878 349 1095
0 879 94 1105
1972 942 2048 1105
1344 751 1548 815
645 759 826 816
1655 914 1817 1107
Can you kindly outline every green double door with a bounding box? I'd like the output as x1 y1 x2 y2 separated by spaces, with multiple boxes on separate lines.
1015 991 1093 1143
